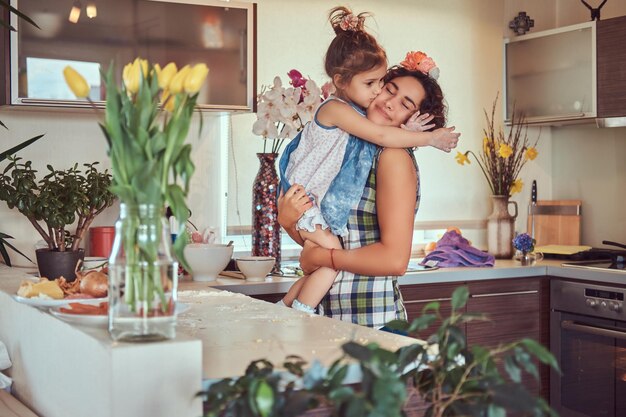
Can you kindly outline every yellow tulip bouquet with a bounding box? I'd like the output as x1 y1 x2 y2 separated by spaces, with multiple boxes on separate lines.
455 95 539 196
64 59 208 321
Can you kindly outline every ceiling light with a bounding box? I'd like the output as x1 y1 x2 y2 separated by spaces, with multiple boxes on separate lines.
68 1 81 24
86 3 97 19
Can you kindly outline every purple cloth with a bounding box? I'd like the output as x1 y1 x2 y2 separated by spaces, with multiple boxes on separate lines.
420 231 495 268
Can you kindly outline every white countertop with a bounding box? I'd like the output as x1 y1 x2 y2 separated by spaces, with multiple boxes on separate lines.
181 259 626 296
0 265 418 381
175 288 417 380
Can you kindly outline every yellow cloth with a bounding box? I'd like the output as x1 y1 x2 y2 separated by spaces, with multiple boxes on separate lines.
534 245 592 255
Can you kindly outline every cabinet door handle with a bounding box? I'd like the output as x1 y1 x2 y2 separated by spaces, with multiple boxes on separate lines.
471 290 538 298
404 297 452 305
514 113 586 124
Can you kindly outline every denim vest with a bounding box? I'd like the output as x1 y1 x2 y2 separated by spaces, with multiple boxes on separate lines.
279 118 376 235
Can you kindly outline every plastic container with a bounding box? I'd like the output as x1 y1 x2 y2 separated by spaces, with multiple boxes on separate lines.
89 226 115 257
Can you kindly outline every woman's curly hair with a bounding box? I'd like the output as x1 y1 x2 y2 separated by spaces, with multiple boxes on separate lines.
385 65 448 130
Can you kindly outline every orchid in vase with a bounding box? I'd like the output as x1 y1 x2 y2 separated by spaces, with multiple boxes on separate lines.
252 69 327 154
64 59 208 340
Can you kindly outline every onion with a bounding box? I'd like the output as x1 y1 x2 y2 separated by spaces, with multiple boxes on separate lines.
79 271 108 298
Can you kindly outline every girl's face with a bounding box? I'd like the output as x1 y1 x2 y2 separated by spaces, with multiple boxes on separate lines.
335 64 387 109
366 76 426 127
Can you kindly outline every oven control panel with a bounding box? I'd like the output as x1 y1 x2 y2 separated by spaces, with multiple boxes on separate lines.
585 288 623 312
552 279 626 320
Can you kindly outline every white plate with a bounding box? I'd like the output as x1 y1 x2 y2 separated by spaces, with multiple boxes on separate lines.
12 295 107 308
49 303 190 327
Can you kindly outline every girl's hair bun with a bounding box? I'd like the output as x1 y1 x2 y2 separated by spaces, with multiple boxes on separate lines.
329 6 368 35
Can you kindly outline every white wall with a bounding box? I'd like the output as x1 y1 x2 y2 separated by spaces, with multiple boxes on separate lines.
229 0 525 250
0 107 224 266
1 0 624 267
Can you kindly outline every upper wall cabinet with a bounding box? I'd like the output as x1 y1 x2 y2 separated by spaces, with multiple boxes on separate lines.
1 0 256 112
504 15 626 127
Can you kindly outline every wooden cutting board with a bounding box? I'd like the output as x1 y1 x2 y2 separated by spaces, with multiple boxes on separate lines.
527 200 582 246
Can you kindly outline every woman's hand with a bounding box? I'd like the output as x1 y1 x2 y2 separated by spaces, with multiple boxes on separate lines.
277 184 312 229
299 239 324 275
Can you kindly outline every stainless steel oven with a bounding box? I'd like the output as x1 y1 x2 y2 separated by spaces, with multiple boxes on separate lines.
551 279 626 417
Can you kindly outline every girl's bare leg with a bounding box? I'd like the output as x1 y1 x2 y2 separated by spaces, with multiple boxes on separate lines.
292 226 341 311
282 274 308 307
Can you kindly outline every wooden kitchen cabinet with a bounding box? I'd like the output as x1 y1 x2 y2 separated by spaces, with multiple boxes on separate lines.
249 292 285 304
466 277 550 398
402 282 462 340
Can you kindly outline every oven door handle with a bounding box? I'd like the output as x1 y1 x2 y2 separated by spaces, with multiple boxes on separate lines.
561 320 626 340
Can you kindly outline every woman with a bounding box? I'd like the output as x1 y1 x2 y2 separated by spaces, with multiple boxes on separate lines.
278 63 451 328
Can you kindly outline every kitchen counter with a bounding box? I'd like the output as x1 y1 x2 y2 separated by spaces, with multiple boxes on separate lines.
0 265 417 417
181 259 626 296
0 259 623 417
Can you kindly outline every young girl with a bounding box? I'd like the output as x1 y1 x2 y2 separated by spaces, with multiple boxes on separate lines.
279 7 459 314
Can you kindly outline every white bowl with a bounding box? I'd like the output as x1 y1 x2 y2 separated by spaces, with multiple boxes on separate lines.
184 243 234 282
236 256 275 281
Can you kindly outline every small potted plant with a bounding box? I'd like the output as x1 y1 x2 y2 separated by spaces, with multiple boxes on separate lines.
0 156 116 280
513 233 544 266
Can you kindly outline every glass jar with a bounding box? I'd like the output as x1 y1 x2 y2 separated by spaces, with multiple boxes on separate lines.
108 203 178 342
514 250 544 266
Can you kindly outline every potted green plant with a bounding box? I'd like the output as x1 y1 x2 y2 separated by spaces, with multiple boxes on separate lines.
0 125 45 266
200 286 559 417
0 156 116 280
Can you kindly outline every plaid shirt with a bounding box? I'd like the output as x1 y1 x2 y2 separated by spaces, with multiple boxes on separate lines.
319 148 420 328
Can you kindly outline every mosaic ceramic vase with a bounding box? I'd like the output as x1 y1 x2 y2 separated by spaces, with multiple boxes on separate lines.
251 153 281 273
487 195 518 259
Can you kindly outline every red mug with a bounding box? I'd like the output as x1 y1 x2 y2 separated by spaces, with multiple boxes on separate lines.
89 226 115 258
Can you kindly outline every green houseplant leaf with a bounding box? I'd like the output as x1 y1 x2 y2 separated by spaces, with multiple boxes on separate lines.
0 122 45 265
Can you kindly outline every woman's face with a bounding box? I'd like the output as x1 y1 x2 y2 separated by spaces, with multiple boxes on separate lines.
366 76 426 127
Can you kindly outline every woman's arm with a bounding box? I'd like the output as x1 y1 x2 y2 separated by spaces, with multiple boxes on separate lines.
317 100 458 151
277 184 313 247
299 148 417 276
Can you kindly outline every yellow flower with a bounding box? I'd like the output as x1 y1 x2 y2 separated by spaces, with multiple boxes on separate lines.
161 90 175 112
155 62 178 91
122 58 149 94
483 137 491 155
63 66 90 98
184 63 209 94
122 63 140 94
168 65 191 94
510 178 523 195
498 143 513 159
455 151 470 166
525 147 538 161
137 58 149 77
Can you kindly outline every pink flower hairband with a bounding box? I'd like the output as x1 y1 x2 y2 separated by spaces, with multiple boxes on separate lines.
339 13 360 31
400 51 440 80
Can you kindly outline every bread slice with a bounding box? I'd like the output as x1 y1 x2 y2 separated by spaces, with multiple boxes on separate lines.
17 279 64 299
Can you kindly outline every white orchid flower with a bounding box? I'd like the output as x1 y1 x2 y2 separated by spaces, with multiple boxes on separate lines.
303 80 322 105
297 104 314 125
279 120 299 140
252 118 278 139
